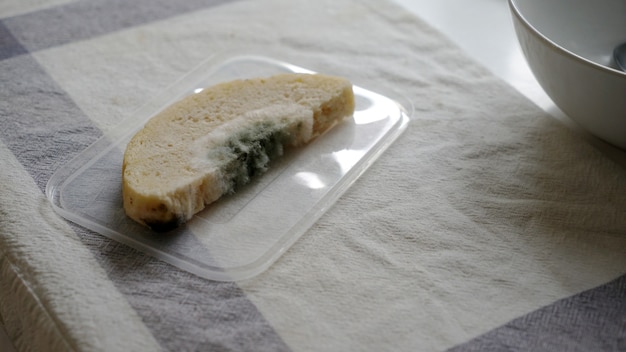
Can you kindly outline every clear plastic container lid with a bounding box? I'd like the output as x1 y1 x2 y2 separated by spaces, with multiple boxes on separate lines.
46 54 411 281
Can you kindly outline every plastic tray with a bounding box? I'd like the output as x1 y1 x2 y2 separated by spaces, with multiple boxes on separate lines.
46 54 411 281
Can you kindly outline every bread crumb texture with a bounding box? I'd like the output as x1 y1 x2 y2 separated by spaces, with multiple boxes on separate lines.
122 73 355 231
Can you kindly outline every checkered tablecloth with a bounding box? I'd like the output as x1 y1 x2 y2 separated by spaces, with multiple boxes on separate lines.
2 0 626 351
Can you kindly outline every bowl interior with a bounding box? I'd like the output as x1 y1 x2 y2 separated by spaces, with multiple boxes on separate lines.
512 0 626 70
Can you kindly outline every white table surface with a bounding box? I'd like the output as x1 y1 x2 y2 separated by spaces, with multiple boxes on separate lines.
1 0 623 351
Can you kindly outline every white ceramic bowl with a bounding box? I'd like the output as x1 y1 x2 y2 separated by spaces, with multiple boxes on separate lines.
509 0 626 149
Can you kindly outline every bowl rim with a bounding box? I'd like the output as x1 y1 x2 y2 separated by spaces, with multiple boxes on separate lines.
508 0 626 79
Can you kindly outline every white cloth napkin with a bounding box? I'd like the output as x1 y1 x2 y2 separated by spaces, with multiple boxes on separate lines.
1 0 626 351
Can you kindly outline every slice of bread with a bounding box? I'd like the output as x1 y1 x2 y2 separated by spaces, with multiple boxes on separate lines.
122 73 355 232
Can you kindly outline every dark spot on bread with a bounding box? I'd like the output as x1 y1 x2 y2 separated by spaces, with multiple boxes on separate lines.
143 215 184 233
141 203 181 232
